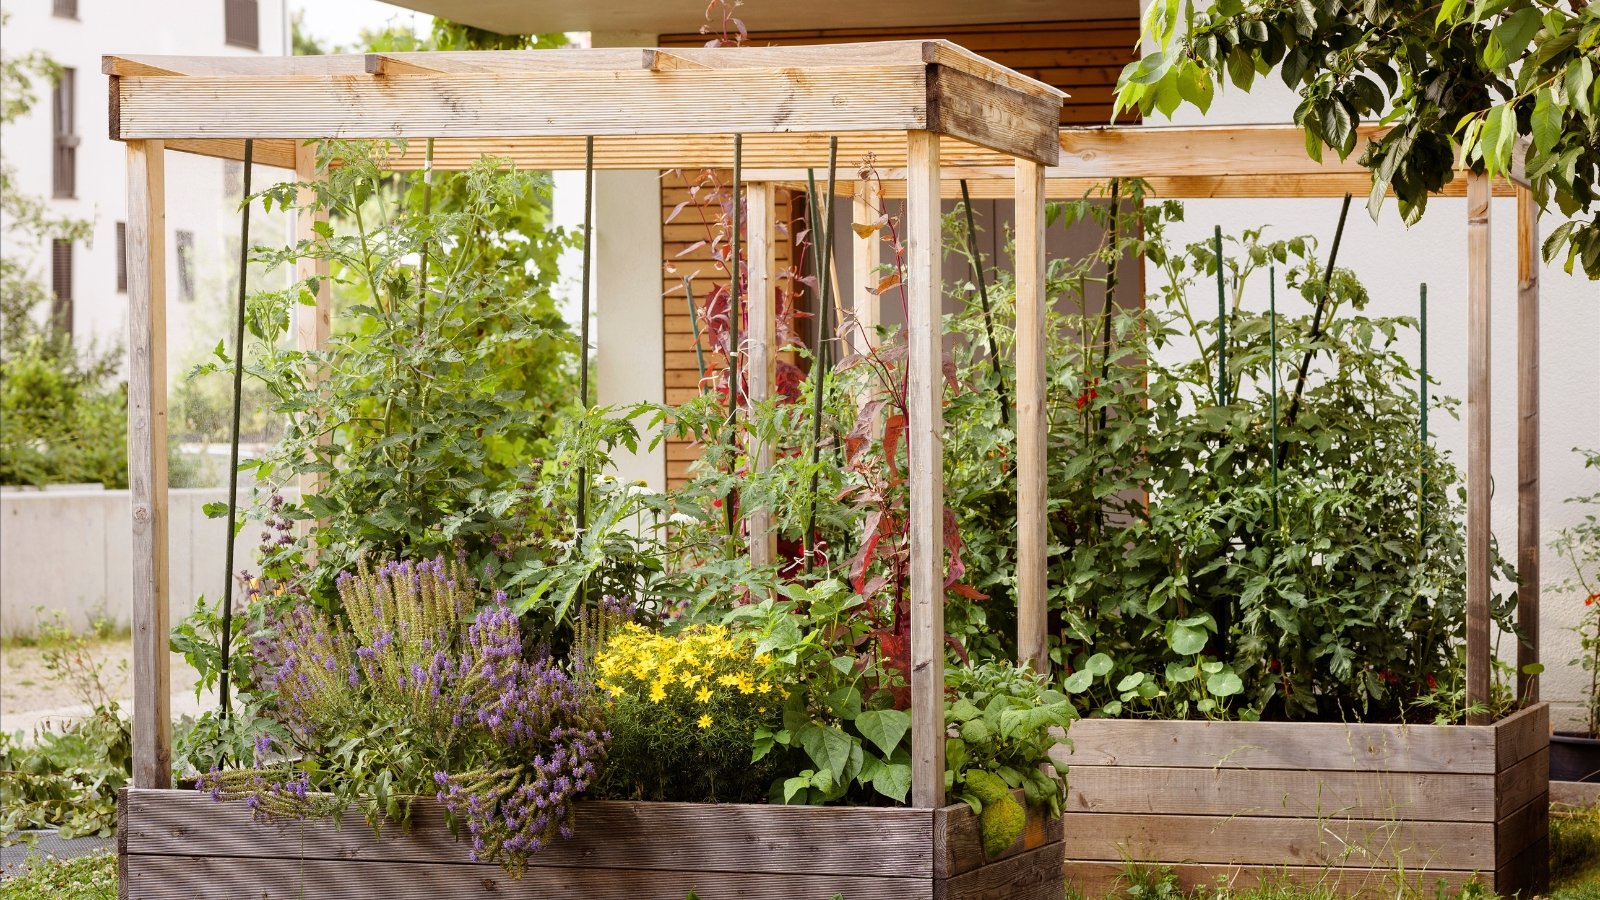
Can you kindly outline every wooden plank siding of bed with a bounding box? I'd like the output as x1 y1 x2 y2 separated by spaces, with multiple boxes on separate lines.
654 20 1136 486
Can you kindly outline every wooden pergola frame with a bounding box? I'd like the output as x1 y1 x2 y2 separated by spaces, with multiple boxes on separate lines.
111 40 1543 815
107 40 1066 810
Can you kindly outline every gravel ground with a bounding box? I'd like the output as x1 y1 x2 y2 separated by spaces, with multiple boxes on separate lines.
0 639 212 740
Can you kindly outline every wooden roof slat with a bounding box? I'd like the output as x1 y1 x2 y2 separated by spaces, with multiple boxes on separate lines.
102 54 370 77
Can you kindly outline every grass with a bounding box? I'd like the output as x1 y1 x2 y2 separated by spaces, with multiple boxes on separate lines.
0 851 115 900
1554 802 1600 898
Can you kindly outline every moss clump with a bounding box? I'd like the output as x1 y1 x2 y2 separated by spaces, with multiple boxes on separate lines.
963 769 1026 857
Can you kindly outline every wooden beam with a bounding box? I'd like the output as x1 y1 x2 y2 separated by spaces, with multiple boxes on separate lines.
906 130 945 809
928 66 1061 167
294 142 332 520
1013 158 1048 675
641 49 711 71
365 54 444 76
163 138 298 169
113 68 931 140
849 180 882 356
127 140 171 789
103 53 370 77
745 182 778 568
1466 171 1492 726
1516 185 1541 704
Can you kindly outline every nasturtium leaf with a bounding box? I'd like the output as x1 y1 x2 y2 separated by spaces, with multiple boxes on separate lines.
1167 621 1209 656
1085 652 1114 677
1207 670 1245 697
1062 670 1094 694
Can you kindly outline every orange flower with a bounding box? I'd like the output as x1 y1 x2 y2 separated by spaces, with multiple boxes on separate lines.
1587 592 1600 607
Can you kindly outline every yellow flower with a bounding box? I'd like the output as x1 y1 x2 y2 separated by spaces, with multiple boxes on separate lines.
697 713 713 729
649 682 666 703
696 686 712 703
756 680 773 694
735 672 755 694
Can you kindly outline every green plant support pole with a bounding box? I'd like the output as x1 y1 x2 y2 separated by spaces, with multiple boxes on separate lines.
1420 282 1429 536
803 138 839 571
684 276 706 392
959 179 1008 426
1214 226 1228 406
1096 178 1123 434
1279 193 1353 466
577 136 593 542
1269 264 1279 531
219 138 254 722
725 134 742 538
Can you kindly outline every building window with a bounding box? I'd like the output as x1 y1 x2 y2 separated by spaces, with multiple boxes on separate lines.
52 0 78 19
52 67 76 199
51 239 73 337
175 230 196 302
224 0 259 50
116 222 128 293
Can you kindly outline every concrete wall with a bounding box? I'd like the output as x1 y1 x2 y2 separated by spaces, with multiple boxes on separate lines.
0 488 261 637
1142 19 1600 729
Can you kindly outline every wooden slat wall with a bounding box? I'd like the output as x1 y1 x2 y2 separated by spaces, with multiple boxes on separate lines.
660 179 803 486
659 20 1141 127
655 20 1136 487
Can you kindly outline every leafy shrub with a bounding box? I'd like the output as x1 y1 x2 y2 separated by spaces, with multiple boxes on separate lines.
0 850 117 900
725 582 1072 815
0 619 131 840
198 556 607 875
592 622 783 802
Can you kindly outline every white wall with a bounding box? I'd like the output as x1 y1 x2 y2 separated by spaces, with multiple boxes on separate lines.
1146 40 1600 729
3 0 293 382
587 30 667 490
0 487 265 637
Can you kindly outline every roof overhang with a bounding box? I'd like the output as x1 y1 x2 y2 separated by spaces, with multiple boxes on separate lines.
379 0 1128 37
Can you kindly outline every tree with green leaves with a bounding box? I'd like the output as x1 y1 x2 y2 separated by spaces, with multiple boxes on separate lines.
0 16 130 487
1116 0 1600 277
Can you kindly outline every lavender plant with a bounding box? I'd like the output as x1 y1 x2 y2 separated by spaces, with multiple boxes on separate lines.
199 555 607 876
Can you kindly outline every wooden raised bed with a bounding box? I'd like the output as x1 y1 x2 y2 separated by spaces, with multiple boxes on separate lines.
1052 703 1549 898
118 788 1064 899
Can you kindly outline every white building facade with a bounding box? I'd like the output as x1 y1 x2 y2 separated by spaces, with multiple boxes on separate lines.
3 0 290 367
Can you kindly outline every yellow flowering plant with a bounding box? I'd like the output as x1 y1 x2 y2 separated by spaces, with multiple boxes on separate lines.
591 623 783 802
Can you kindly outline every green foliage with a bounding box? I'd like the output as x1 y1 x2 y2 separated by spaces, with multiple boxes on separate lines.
0 851 117 900
944 190 1508 723
1555 448 1600 736
1554 801 1600 892
0 20 133 490
591 621 783 803
0 619 131 840
723 582 1071 810
1116 0 1600 278
230 144 578 599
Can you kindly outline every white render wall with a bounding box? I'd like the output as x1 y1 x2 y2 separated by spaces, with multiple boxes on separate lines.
1145 45 1600 729
3 0 293 378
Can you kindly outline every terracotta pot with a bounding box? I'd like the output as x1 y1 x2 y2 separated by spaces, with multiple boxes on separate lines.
1551 731 1600 783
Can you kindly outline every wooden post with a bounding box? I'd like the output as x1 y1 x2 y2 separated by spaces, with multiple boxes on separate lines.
745 181 778 566
906 131 945 809
128 140 171 788
293 141 332 510
1516 185 1541 704
1014 159 1048 675
1466 171 1492 726
850 179 881 356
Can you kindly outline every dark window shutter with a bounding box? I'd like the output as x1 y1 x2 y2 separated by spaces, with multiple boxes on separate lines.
51 239 74 338
116 222 128 293
52 0 78 18
176 230 196 303
52 68 76 199
224 0 259 49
